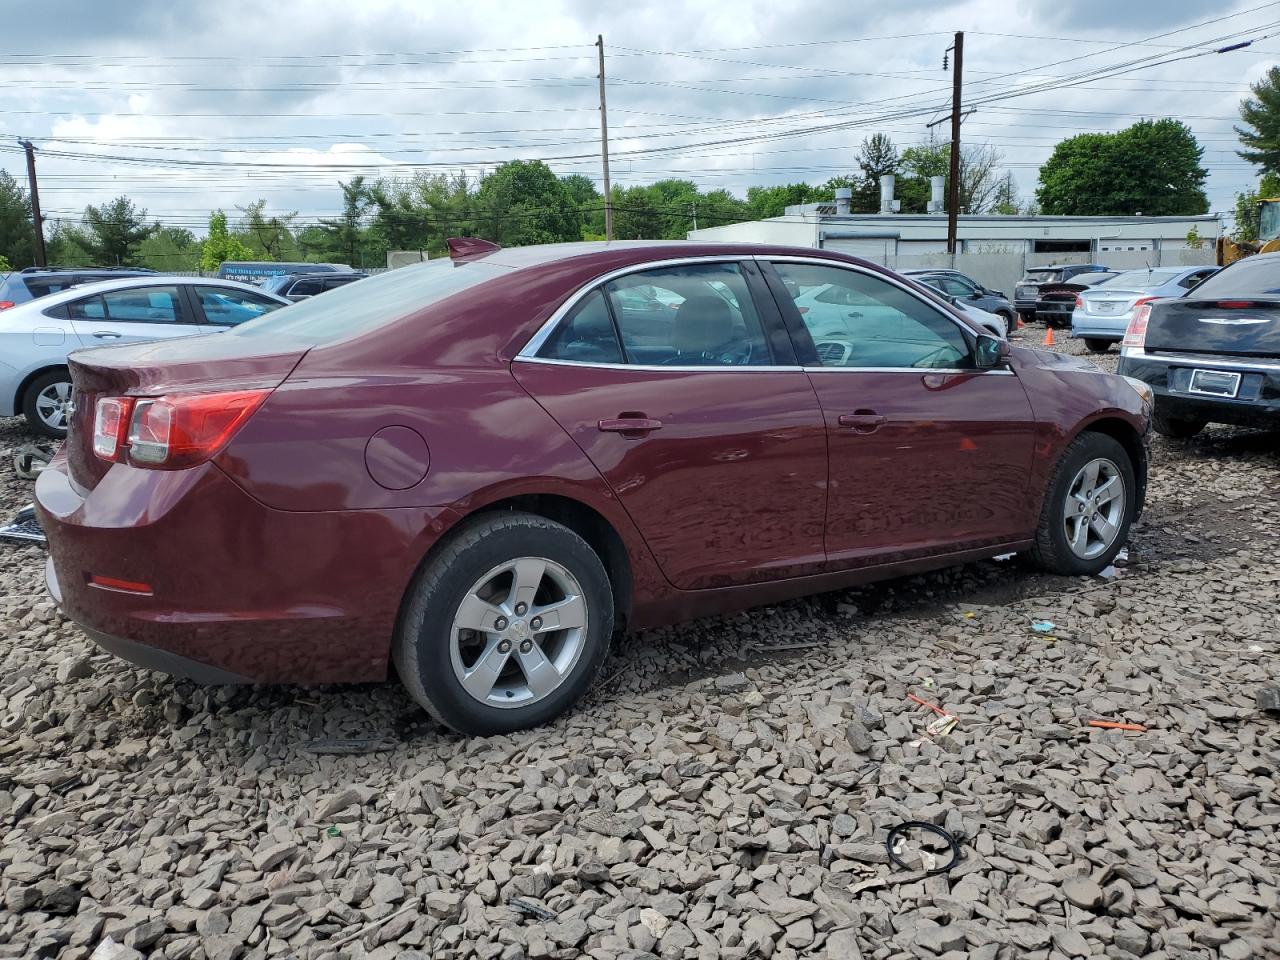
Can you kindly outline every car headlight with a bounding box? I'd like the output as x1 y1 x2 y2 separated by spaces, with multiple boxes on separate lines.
1121 375 1153 406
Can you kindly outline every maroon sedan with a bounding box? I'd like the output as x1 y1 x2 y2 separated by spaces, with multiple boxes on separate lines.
35 240 1150 734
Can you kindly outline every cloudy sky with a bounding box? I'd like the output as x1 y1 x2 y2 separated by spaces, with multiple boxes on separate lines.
2 0 1279 235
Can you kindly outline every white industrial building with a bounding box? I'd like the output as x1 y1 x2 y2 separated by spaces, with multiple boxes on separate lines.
687 180 1220 293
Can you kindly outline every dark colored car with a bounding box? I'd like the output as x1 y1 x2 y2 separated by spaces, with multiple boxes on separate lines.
904 272 1017 330
1035 272 1120 329
1117 252 1280 437
1015 264 1110 320
0 266 157 311
34 240 1151 734
259 272 369 302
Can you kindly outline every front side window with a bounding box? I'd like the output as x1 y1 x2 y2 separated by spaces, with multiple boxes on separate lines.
100 286 189 324
289 278 326 297
195 286 284 326
773 262 971 370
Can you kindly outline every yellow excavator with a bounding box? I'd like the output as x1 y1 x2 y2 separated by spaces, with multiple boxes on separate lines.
1218 197 1280 264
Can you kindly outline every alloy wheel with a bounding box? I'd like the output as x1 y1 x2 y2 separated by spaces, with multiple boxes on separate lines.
1062 457 1125 560
35 381 72 431
449 557 588 709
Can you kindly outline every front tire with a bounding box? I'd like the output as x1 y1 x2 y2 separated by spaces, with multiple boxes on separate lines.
1030 432 1135 576
1084 338 1111 354
1152 412 1206 439
22 370 74 439
394 511 613 735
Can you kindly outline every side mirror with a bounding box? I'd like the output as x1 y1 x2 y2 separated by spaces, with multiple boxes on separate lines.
975 333 1010 369
969 291 983 300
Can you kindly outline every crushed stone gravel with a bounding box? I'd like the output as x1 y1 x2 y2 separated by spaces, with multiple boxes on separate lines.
0 334 1276 959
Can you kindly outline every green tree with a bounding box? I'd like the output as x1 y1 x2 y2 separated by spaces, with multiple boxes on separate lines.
0 171 37 268
81 196 154 266
745 183 826 219
200 210 254 272
1236 65 1280 176
1037 119 1208 216
368 172 476 256
139 226 200 272
1230 172 1280 242
559 174 605 238
46 220 93 266
852 133 901 210
236 199 298 261
308 177 378 266
991 172 1019 215
473 160 581 246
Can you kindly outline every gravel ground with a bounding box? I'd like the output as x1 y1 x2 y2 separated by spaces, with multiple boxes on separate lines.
1 335 1277 960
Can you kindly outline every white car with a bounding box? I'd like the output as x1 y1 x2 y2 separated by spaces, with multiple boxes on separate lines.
0 276 289 438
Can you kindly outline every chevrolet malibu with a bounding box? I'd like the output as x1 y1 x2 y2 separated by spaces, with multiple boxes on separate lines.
36 240 1152 734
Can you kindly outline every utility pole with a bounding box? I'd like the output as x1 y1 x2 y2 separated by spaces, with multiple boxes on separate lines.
19 139 47 267
596 34 614 241
946 32 963 256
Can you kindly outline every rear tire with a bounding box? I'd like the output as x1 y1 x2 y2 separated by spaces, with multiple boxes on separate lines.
21 370 73 440
393 511 613 735
1152 412 1206 439
1030 432 1135 576
1084 338 1111 354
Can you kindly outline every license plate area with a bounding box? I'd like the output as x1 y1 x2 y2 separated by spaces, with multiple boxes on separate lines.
1094 301 1119 314
1188 368 1241 398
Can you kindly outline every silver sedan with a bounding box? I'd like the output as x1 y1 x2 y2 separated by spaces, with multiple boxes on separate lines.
1071 266 1217 353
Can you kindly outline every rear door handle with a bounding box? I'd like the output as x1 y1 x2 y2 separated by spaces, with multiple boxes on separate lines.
838 410 887 434
598 417 663 437
92 331 122 339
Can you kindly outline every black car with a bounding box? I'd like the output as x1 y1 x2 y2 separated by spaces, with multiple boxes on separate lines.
0 266 157 310
1117 253 1280 437
259 271 368 301
1015 264 1110 320
1035 272 1120 329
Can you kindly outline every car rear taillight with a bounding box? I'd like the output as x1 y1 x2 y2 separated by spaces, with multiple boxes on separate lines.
93 397 135 462
1215 300 1254 309
93 389 269 469
1074 295 1083 309
1122 302 1152 348
0 301 15 310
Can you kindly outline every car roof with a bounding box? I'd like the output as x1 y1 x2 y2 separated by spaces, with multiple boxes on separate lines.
18 275 289 309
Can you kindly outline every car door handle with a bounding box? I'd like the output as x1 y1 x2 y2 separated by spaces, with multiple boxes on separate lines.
598 417 663 437
838 410 887 434
92 331 122 339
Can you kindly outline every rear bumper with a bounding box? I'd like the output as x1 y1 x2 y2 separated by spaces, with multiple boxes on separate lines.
1037 305 1074 327
1117 348 1280 427
35 458 456 684
1071 316 1128 340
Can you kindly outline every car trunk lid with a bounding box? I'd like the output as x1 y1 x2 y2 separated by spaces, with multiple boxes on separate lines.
1144 297 1280 358
66 334 309 490
1083 289 1144 316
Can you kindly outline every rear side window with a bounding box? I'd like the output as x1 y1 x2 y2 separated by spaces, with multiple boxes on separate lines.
66 295 107 320
289 278 325 297
100 287 189 324
24 277 80 298
232 259 508 344
538 290 623 364
1191 257 1280 298
604 263 772 366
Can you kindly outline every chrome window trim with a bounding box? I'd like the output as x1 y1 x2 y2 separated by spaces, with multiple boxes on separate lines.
801 366 1015 376
516 255 759 361
1122 347 1280 372
513 356 804 373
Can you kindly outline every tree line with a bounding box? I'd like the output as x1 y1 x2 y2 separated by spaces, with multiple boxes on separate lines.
0 109 1248 273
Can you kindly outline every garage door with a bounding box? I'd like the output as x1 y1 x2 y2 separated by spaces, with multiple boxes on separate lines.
898 240 950 255
821 237 894 260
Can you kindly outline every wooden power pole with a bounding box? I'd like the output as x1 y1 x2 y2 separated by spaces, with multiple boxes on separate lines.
20 139 47 267
596 35 614 241
946 32 963 256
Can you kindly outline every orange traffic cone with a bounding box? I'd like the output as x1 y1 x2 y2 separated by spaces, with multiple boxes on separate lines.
1043 325 1055 346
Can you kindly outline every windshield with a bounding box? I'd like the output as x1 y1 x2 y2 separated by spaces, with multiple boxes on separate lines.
230 259 508 344
1095 269 1182 291
1189 256 1280 299
1023 270 1062 283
